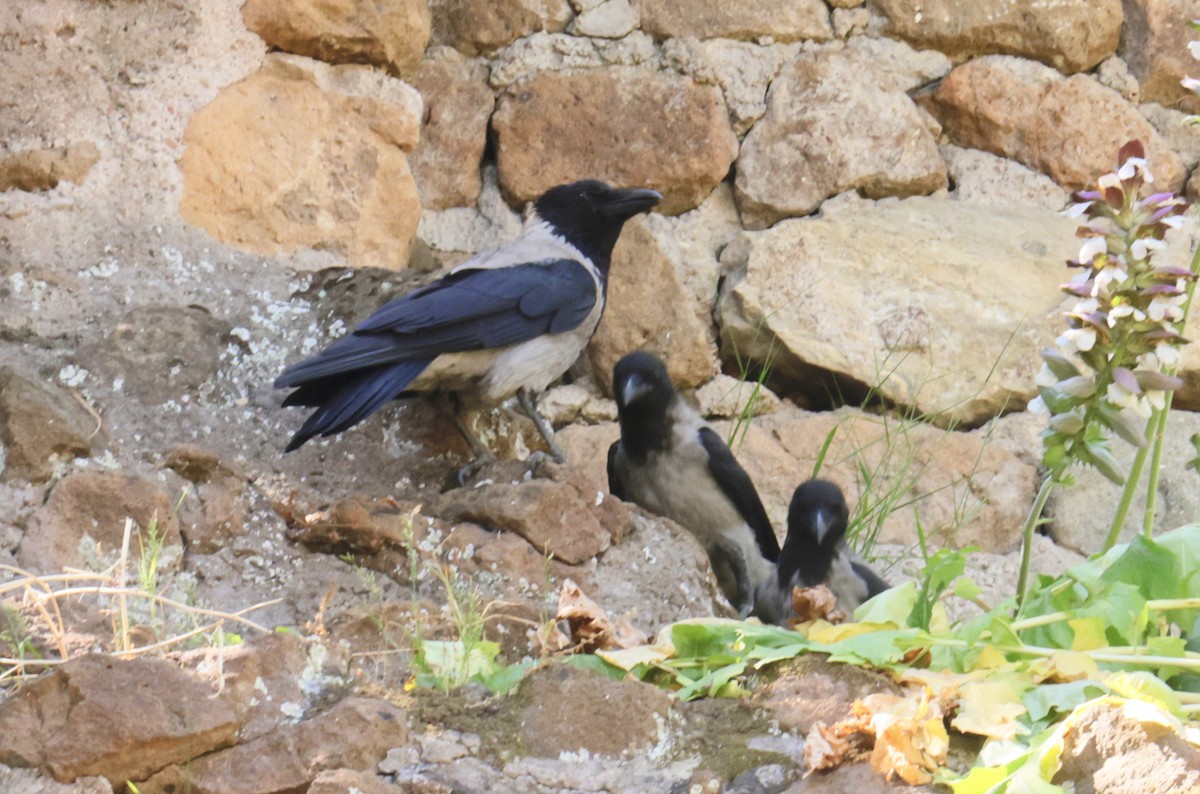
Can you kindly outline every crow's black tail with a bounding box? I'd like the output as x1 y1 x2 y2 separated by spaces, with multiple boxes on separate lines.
281 359 430 451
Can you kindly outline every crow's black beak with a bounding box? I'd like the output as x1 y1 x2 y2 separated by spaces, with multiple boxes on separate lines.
602 188 663 218
620 373 653 407
813 508 833 545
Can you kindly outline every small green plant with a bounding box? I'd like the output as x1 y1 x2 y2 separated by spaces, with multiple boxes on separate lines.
1019 140 1195 602
399 505 532 694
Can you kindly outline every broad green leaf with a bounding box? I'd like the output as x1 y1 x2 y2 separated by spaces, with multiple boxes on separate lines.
671 621 743 658
1100 534 1179 601
597 644 674 671
1068 617 1107 651
954 576 983 602
815 628 922 667
1023 681 1108 723
561 654 629 681
952 676 1031 740
855 580 917 625
481 659 535 694
1105 670 1184 716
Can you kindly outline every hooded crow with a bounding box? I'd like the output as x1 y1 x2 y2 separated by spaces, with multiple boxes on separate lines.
275 180 662 461
606 351 781 616
756 478 889 624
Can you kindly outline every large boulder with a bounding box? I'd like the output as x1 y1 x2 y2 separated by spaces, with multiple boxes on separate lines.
492 68 738 215
1121 0 1200 115
926 56 1185 191
718 196 1078 426
735 44 947 228
241 0 431 77
429 0 572 56
636 0 832 42
179 55 423 270
869 0 1122 73
0 367 96 483
408 53 495 210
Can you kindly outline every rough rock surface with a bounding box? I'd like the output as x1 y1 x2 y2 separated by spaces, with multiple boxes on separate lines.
241 0 431 76
0 366 97 483
518 665 673 756
409 54 494 210
736 46 947 227
1053 700 1200 794
588 216 717 391
941 144 1071 210
78 305 232 406
1121 0 1200 114
18 470 184 573
493 68 738 215
179 55 424 270
927 56 1186 191
0 143 100 193
430 0 572 56
719 196 1079 426
869 0 1122 73
430 480 611 564
636 0 832 42
0 655 239 785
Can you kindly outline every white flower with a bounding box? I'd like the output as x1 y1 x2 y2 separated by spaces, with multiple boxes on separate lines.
1092 265 1129 294
1106 380 1141 412
1097 173 1122 190
1161 215 1186 230
1130 237 1166 260
1183 76 1200 92
1118 157 1154 184
1146 390 1167 411
1036 363 1059 387
1190 40 1200 60
1147 294 1186 322
1078 236 1108 265
1146 344 1182 370
1058 327 1097 352
1066 201 1093 219
1028 395 1049 415
1073 297 1100 314
1106 304 1146 327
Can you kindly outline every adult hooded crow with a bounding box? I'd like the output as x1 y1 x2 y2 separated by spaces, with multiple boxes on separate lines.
606 351 781 616
756 478 889 624
275 180 661 461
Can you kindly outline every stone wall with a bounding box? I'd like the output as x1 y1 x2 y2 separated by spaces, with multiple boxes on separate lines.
3 1 1200 580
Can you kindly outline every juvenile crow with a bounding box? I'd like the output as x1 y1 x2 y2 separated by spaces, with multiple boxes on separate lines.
756 478 889 624
606 351 781 616
275 180 661 461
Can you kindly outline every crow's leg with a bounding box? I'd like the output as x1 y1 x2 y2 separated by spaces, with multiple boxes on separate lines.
517 387 566 464
449 396 494 483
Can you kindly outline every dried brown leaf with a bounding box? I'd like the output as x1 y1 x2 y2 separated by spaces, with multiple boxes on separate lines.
790 584 846 625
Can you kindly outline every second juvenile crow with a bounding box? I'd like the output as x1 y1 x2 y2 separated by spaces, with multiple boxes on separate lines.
275 180 661 463
756 478 889 624
607 351 781 616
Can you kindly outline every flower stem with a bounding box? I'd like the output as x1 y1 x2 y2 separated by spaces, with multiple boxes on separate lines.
1140 230 1200 538
1017 477 1056 607
1142 401 1171 537
1103 417 1153 552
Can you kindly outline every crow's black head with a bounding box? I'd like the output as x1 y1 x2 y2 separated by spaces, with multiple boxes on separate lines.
534 180 662 271
612 351 678 456
777 479 850 587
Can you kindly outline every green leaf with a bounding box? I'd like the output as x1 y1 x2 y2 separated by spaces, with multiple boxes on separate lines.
1023 681 1108 723
954 576 983 602
481 659 536 694
1100 534 1179 601
855 580 917 625
561 654 629 681
1106 671 1184 716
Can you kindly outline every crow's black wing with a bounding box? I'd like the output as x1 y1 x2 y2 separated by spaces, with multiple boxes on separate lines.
606 440 626 500
697 427 781 562
851 560 890 600
275 259 597 387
